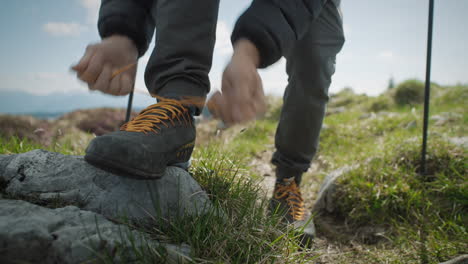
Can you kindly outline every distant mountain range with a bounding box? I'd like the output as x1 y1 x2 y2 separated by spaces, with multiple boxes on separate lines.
0 90 212 119
0 90 156 117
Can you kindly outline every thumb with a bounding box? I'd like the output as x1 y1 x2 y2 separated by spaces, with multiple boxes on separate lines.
71 49 94 73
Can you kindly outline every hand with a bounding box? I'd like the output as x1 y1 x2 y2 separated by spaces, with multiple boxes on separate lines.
71 35 138 96
208 39 266 126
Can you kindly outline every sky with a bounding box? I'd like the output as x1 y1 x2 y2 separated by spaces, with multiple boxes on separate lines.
0 0 467 112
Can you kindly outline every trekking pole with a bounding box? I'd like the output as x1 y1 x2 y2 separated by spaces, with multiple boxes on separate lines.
125 90 134 123
421 0 434 176
111 63 137 123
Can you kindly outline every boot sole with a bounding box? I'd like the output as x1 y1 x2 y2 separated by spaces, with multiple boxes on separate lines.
85 153 166 180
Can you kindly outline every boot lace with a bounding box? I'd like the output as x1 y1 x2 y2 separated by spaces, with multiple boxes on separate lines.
274 178 306 221
120 97 192 134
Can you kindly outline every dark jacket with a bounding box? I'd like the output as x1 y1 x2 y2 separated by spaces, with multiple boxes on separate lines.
97 0 336 66
97 0 155 57
232 0 339 68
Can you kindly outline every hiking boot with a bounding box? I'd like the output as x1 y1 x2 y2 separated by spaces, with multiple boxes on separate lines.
84 97 196 179
270 177 316 243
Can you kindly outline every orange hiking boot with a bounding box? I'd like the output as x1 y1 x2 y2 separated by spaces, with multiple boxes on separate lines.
85 97 195 179
270 177 316 243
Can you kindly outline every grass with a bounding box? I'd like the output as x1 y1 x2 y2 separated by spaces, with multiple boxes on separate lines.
0 137 314 263
88 146 317 263
204 82 467 263
0 134 86 156
1 81 466 263
152 147 316 263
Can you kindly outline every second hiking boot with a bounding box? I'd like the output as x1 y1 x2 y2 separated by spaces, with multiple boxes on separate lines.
85 97 195 179
270 177 316 243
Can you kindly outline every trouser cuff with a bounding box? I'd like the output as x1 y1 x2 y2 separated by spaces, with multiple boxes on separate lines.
275 166 303 185
155 79 207 116
272 151 311 185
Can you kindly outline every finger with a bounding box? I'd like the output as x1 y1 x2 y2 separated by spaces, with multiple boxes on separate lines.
71 45 95 73
111 63 137 79
106 73 122 96
79 53 103 85
118 74 133 96
91 64 112 92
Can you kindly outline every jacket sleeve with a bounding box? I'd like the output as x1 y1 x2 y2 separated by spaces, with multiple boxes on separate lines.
98 0 155 57
231 0 327 68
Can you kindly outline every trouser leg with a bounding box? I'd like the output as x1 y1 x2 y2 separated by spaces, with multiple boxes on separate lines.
272 1 345 184
144 0 220 113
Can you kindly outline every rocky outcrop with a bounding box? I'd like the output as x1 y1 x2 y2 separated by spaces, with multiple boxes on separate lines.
0 108 138 148
447 137 468 149
439 255 468 264
312 165 357 214
0 199 190 264
0 149 212 263
431 112 462 126
1 150 211 223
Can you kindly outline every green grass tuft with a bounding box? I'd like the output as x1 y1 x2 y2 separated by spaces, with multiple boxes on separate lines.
331 137 467 262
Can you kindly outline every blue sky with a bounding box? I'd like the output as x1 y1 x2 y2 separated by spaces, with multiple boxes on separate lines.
0 0 467 111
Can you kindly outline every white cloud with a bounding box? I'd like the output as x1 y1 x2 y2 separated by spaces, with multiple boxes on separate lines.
43 22 87 36
214 21 233 56
79 0 100 25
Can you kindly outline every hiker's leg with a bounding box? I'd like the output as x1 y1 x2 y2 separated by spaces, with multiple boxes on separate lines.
144 0 220 113
272 1 345 184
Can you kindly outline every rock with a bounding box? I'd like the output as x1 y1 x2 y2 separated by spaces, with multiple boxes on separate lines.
377 111 399 118
0 154 15 181
439 255 468 264
447 137 468 149
0 199 191 264
313 165 358 213
405 120 417 129
0 150 211 223
431 112 462 126
359 112 377 120
326 106 346 116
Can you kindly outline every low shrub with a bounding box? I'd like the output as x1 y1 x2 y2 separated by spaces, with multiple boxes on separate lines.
367 95 393 112
393 79 425 106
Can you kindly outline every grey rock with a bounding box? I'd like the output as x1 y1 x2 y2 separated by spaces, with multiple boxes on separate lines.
326 106 346 116
447 137 468 149
0 199 191 264
359 112 377 120
439 255 468 264
377 111 399 118
0 154 15 182
431 112 462 126
405 120 417 129
313 165 358 213
0 149 211 223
